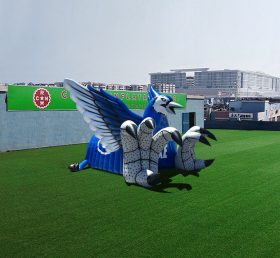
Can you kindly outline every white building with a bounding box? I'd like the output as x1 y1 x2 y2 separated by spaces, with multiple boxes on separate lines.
150 68 280 98
193 69 280 98
152 83 175 93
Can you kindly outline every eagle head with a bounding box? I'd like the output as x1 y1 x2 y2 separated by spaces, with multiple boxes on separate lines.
148 85 183 116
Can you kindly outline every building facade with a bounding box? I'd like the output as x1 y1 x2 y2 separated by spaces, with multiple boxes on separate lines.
194 70 280 98
90 83 147 92
228 100 280 121
150 72 187 89
207 100 280 122
150 68 280 98
152 83 175 93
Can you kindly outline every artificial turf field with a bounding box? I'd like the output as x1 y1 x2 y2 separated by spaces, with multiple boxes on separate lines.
1 129 280 258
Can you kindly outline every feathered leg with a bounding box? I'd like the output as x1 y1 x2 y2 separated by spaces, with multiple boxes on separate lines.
120 117 182 188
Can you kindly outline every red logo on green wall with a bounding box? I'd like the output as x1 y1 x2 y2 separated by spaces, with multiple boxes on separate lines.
33 88 51 109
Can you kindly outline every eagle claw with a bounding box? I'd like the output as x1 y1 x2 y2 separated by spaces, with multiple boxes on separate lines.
120 117 182 188
69 163 80 172
175 126 216 172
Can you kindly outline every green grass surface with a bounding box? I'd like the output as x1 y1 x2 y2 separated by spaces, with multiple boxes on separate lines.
1 130 280 258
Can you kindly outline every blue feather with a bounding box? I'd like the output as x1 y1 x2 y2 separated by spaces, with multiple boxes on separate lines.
148 85 159 101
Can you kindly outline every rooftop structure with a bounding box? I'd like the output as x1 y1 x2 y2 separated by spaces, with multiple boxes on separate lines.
170 68 209 72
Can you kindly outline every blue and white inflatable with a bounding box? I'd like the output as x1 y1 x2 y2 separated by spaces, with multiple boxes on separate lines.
64 79 216 188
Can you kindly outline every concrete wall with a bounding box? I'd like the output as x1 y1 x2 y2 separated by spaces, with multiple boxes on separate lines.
0 92 203 152
0 92 93 152
157 97 204 131
186 98 204 128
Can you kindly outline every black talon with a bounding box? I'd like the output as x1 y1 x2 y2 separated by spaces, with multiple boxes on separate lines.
171 130 183 146
144 118 155 129
200 128 217 141
204 159 215 167
126 124 137 138
147 173 161 186
199 135 211 146
68 163 80 172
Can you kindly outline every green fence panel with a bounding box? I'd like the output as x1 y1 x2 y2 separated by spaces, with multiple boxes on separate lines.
7 85 186 111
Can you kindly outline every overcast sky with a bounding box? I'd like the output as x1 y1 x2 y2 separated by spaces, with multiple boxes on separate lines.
0 0 279 84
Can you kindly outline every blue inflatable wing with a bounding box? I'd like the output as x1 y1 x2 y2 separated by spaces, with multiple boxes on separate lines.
64 79 143 153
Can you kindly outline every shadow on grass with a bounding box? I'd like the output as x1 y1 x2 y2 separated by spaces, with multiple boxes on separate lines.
69 166 198 193
150 182 192 193
148 168 199 193
125 180 192 193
